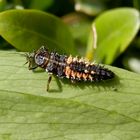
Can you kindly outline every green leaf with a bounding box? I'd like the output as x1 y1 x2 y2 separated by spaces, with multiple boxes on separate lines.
0 0 7 12
87 8 140 64
0 50 140 140
29 0 54 10
0 9 75 54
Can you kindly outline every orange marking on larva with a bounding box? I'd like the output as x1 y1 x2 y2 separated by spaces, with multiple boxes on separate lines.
88 74 93 81
82 73 88 80
71 70 76 79
86 64 90 67
67 55 73 64
76 72 83 79
84 70 89 73
73 56 78 62
79 57 84 62
91 71 95 74
65 66 71 78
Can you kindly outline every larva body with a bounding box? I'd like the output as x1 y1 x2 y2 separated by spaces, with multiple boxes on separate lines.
26 47 115 90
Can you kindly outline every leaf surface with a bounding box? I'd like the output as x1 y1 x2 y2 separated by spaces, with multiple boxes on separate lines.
0 50 140 140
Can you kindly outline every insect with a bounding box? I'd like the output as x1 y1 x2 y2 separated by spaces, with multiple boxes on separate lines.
25 46 115 91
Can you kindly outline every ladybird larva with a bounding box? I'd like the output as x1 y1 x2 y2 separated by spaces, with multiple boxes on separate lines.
25 46 115 91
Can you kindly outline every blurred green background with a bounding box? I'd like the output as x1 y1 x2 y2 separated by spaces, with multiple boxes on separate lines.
0 0 139 73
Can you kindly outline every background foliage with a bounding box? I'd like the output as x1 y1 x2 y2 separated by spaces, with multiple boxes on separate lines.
0 0 139 71
0 0 140 140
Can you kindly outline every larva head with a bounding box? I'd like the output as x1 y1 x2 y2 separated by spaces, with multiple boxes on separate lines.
25 46 50 70
34 46 50 67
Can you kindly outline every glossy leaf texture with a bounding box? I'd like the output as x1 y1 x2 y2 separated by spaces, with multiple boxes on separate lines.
29 0 54 10
0 50 140 140
0 9 76 54
87 8 140 64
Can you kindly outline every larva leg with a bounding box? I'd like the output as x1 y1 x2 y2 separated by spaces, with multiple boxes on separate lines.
47 73 52 91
